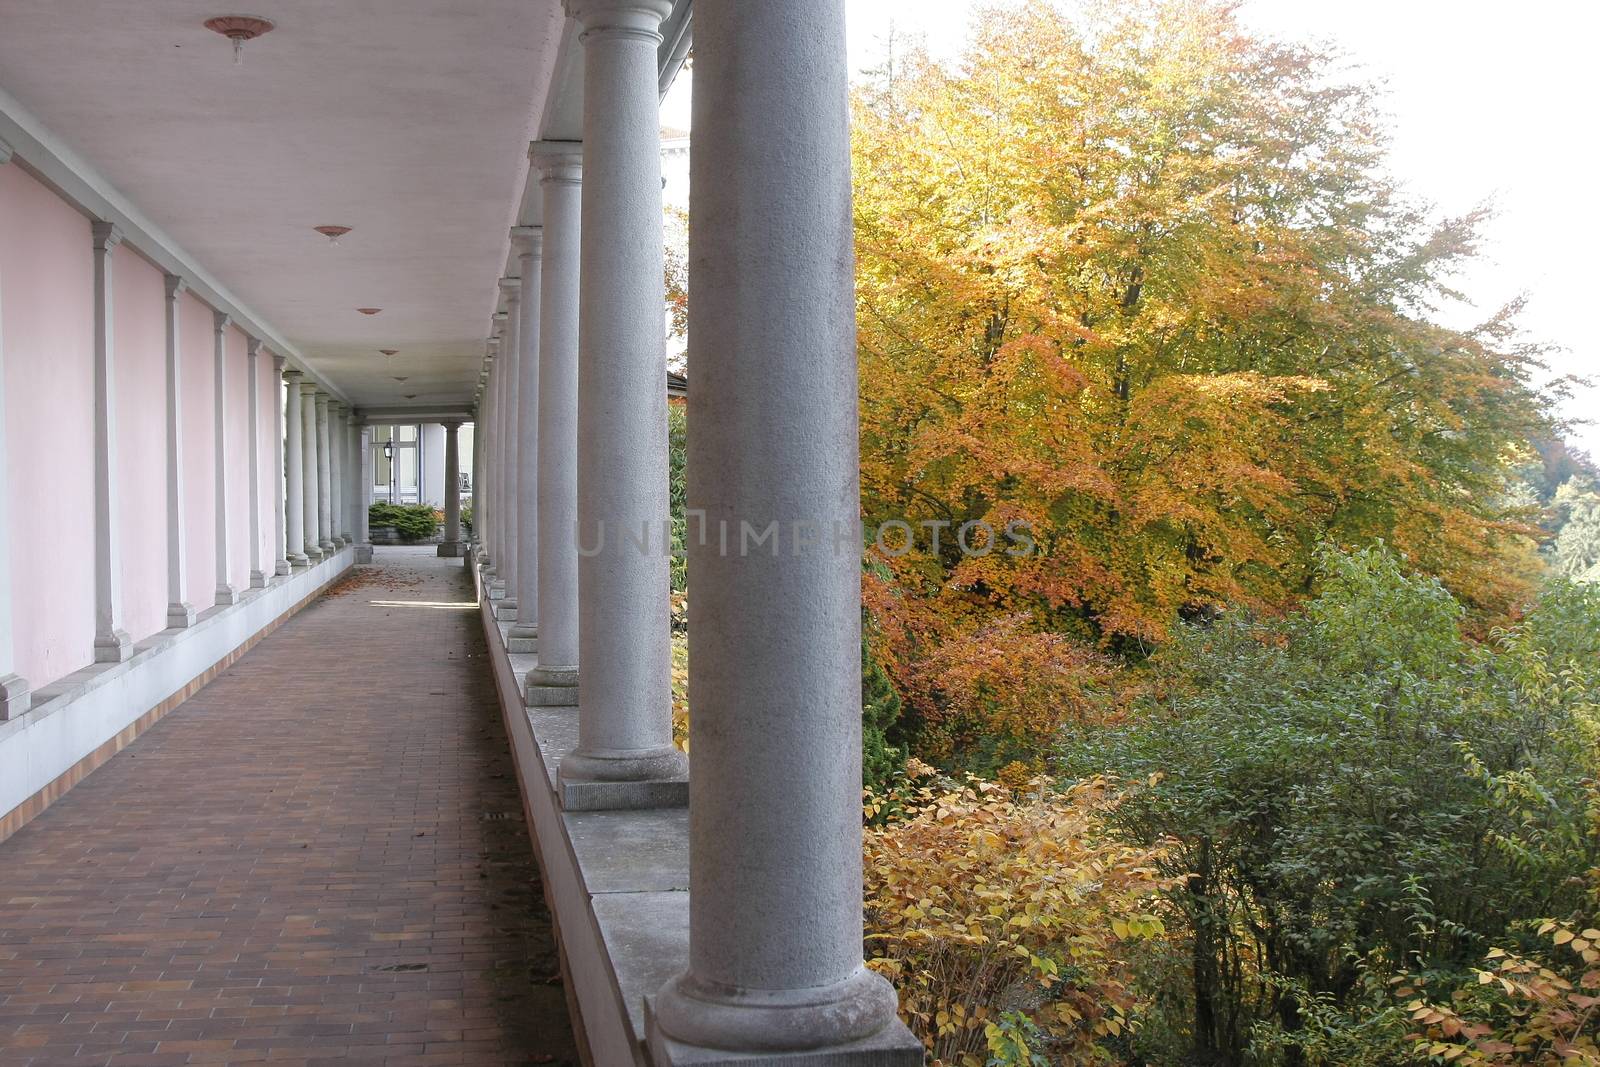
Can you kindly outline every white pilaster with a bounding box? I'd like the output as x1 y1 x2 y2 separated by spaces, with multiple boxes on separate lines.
91 222 132 662
271 354 291 575
246 338 268 588
284 370 309 566
344 411 359 543
314 392 335 553
162 274 196 628
328 402 346 547
358 422 373 546
649 2 914 1059
300 382 322 562
509 228 543 652
561 0 687 798
212 311 239 606
0 137 31 717
528 142 583 701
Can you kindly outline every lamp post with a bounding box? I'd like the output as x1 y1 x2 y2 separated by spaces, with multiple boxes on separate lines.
384 439 396 503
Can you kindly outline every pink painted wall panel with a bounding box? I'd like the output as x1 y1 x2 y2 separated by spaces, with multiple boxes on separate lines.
113 252 168 645
254 347 277 573
0 165 97 688
224 326 250 591
179 292 215 611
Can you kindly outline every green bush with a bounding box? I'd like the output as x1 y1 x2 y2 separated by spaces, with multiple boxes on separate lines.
368 502 440 542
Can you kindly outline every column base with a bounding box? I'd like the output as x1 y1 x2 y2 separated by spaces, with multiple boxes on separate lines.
0 673 32 721
215 584 240 607
249 569 269 589
646 968 918 1065
318 539 336 553
166 602 197 629
507 624 538 655
274 559 291 577
93 628 133 664
557 745 688 811
304 547 324 563
494 597 519 620
486 576 504 600
436 540 464 558
355 543 374 564
526 664 578 707
287 552 310 567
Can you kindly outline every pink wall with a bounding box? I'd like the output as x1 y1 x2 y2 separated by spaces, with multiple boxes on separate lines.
254 348 277 573
113 252 168 645
0 165 97 688
180 292 215 610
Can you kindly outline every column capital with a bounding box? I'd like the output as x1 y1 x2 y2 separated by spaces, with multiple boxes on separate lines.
271 352 287 372
530 140 583 185
212 310 232 334
511 225 543 258
498 276 522 301
299 380 319 395
163 273 188 299
442 418 463 432
90 221 123 252
283 367 303 382
0 137 13 165
565 0 672 41
246 337 263 359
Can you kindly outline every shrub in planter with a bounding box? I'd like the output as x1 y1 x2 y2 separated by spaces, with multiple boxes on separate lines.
368 502 439 542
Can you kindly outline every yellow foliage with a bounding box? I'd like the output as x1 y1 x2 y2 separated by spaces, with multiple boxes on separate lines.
864 772 1175 1065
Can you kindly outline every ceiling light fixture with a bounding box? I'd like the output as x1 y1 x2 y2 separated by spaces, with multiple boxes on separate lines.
313 225 351 245
392 376 409 383
403 394 418 400
359 308 382 316
203 15 274 65
379 348 398 356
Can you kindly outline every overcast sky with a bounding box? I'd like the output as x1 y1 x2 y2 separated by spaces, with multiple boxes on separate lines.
663 1 1596 456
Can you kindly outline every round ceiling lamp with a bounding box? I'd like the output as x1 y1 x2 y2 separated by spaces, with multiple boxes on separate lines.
359 308 382 316
203 15 275 65
313 225 351 245
379 349 398 357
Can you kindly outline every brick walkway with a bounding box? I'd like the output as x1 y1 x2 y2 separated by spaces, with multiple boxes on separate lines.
0 548 578 1066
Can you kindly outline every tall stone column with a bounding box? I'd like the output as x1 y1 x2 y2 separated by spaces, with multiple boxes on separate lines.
357 423 373 546
495 287 520 618
438 421 463 557
314 392 335 553
648 1 916 1061
327 403 345 547
212 312 239 606
345 413 359 543
284 370 308 566
489 321 509 594
300 382 322 562
528 141 582 703
90 222 132 662
509 229 542 652
471 381 485 556
0 138 30 718
246 338 268 588
560 0 686 801
271 355 291 576
162 274 196 627
480 349 499 579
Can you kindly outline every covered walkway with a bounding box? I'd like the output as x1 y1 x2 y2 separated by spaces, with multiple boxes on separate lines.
0 549 577 1066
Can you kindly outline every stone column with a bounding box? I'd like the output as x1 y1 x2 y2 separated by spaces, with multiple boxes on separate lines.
648 1 917 1060
479 351 498 578
471 381 485 556
345 414 359 544
162 274 196 627
508 228 542 653
488 324 508 593
314 392 335 553
327 403 344 547
495 286 520 618
0 138 30 718
560 0 686 802
212 312 239 606
271 355 291 576
528 141 582 703
246 338 268 589
300 382 322 562
438 421 463 557
91 222 132 662
283 370 308 566
358 423 373 546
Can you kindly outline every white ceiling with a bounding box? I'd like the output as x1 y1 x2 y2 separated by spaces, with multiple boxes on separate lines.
0 0 563 409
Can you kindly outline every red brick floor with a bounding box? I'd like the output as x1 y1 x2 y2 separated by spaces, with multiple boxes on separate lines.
0 548 578 1066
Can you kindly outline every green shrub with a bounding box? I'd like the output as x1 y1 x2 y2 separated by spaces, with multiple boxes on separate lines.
368 502 440 542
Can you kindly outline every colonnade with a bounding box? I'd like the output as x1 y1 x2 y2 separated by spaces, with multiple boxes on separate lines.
465 1 915 1060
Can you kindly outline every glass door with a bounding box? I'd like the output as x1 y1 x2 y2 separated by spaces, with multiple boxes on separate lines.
372 424 422 503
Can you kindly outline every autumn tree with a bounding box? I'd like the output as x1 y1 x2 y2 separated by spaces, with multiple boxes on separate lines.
853 0 1554 692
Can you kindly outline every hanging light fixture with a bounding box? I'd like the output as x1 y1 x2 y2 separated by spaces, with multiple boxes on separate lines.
203 15 275 65
379 348 398 357
359 308 383 316
313 225 352 245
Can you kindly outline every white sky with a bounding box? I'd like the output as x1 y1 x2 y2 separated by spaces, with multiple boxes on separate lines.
661 1 1598 456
